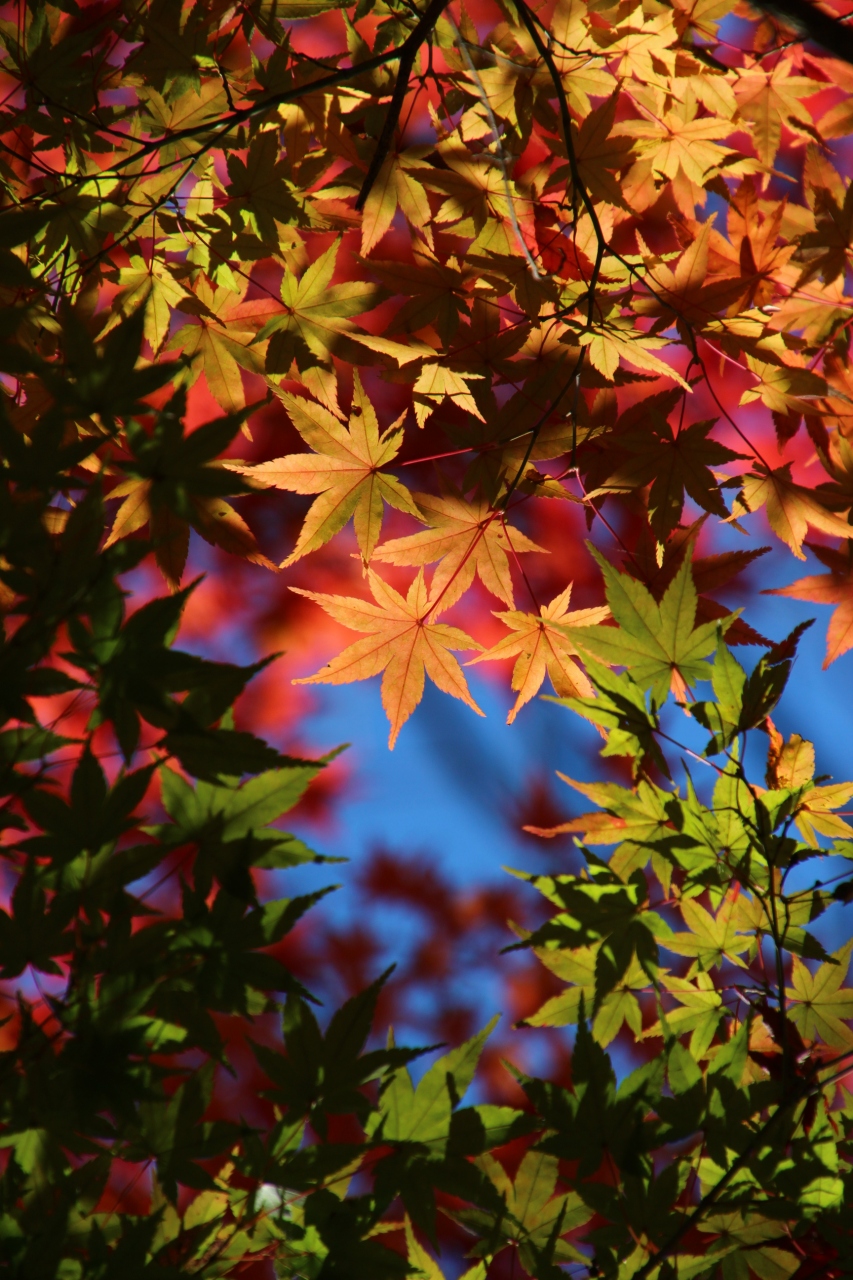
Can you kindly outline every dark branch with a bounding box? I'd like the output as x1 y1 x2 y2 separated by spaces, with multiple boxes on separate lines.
747 0 853 64
355 0 451 211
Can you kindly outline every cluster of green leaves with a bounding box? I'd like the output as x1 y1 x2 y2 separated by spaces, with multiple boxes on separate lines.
0 297 537 1278
515 551 853 1279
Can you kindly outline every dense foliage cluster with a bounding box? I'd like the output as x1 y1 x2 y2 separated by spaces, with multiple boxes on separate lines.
1 0 853 1276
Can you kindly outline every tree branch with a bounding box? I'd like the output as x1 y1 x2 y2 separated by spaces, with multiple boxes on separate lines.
355 0 451 210
747 0 853 64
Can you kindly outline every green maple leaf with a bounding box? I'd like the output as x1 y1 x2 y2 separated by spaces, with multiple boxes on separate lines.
554 657 668 778
370 1018 497 1154
565 545 731 706
224 131 306 246
663 893 753 973
788 940 853 1048
526 944 647 1047
454 1150 590 1269
256 240 384 406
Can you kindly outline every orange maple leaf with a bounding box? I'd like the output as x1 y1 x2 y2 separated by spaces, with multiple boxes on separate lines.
634 219 747 332
236 374 420 566
468 584 609 723
292 569 483 748
371 491 546 613
767 543 853 667
699 178 798 313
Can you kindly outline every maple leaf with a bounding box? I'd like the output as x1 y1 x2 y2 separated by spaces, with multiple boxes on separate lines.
421 148 515 235
527 773 681 885
526 944 648 1047
545 92 630 208
106 403 275 589
457 1150 590 1271
587 413 745 541
597 8 679 87
615 95 735 216
574 310 689 385
255 240 383 409
224 130 306 247
769 273 852 351
716 177 798 312
372 490 546 614
767 542 853 665
291 570 483 748
636 216 774 334
566 546 730 705
620 520 772 647
664 893 752 971
741 357 829 419
641 971 725 1058
733 60 824 169
565 93 635 209
787 941 853 1049
357 150 434 255
167 277 277 415
236 373 419 565
814 55 853 137
367 250 475 345
737 464 853 559
764 721 853 843
411 359 486 429
670 0 736 41
797 180 853 287
534 0 614 116
106 255 192 355
468 584 609 723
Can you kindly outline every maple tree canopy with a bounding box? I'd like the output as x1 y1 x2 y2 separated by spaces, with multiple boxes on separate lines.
2 0 853 1276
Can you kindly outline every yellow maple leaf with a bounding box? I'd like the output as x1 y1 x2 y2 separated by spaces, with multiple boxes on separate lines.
733 60 824 169
106 255 191 355
601 9 679 87
576 313 688 386
468 583 609 723
412 361 485 429
237 373 420 565
740 357 829 417
788 941 853 1049
359 150 435 256
616 94 734 189
255 239 384 411
292 569 483 748
372 491 546 613
738 464 853 559
422 149 507 229
168 277 276 415
545 0 615 115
